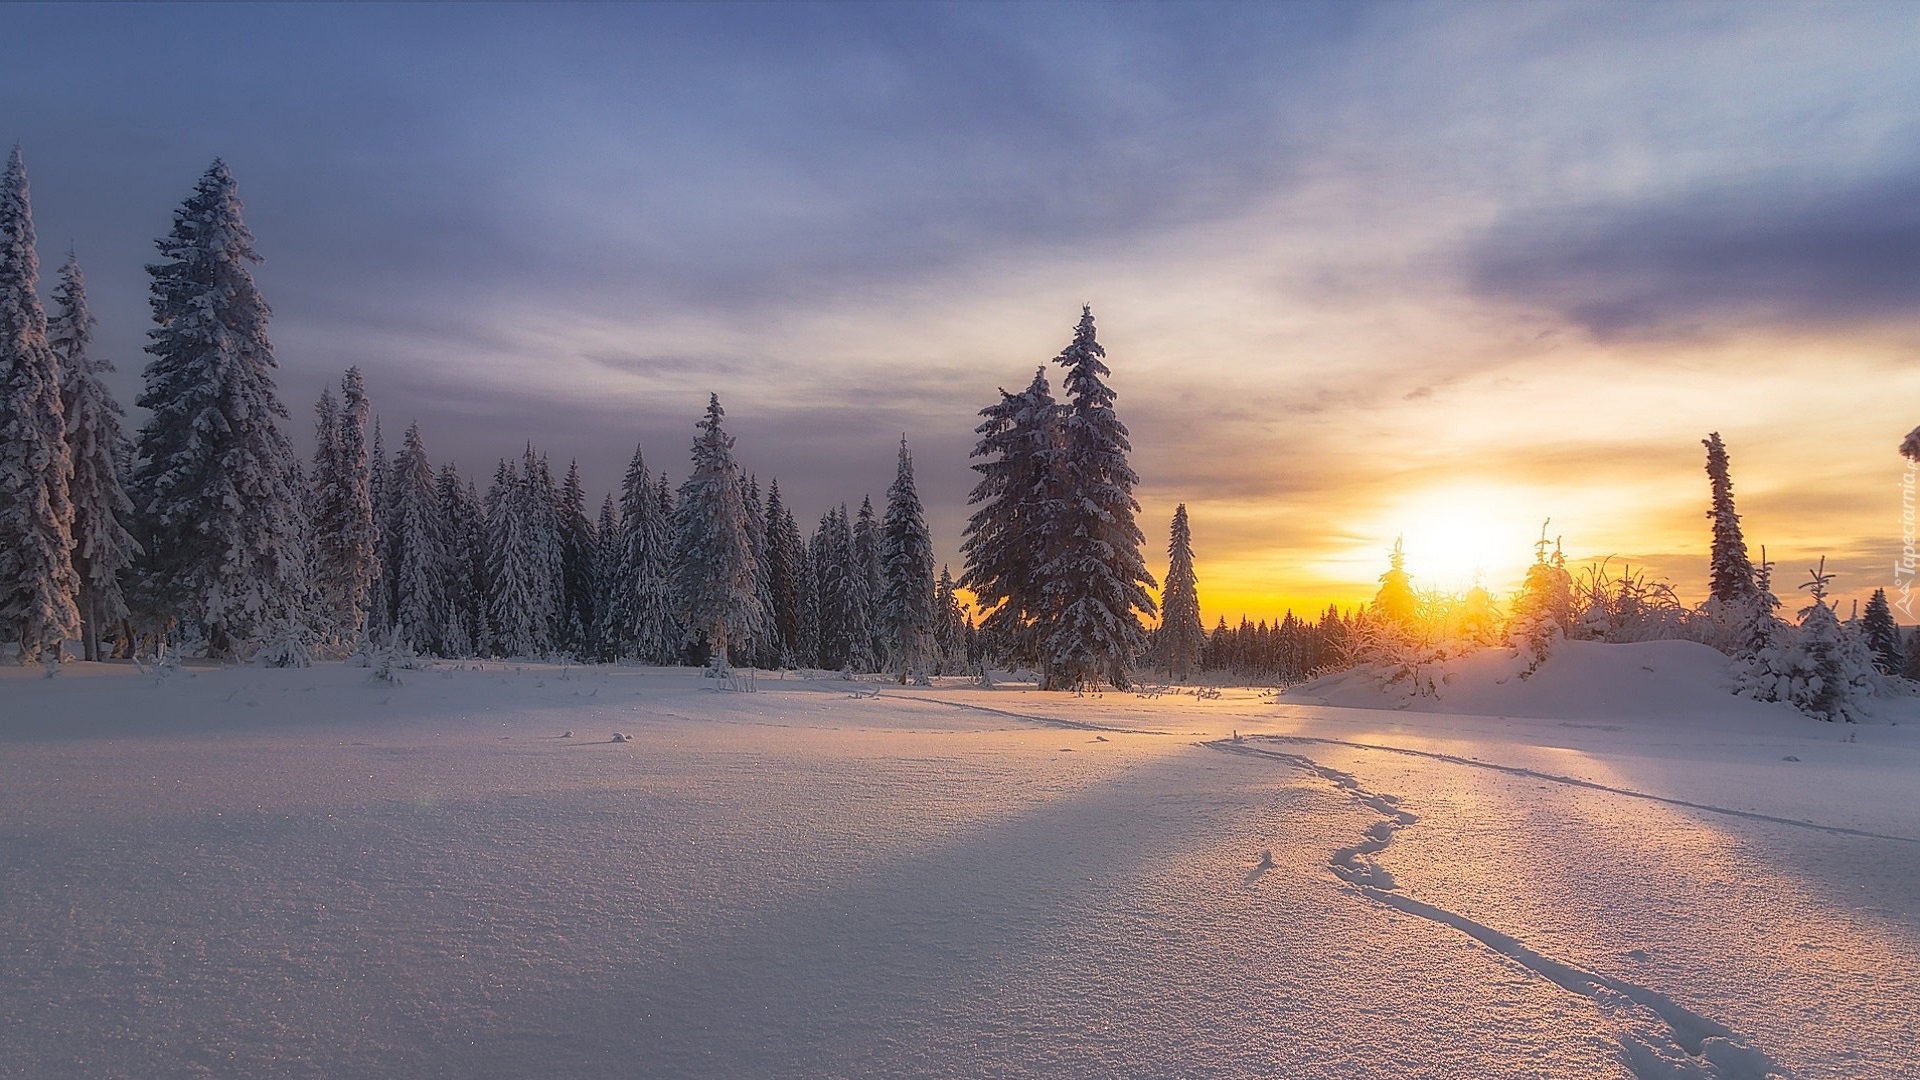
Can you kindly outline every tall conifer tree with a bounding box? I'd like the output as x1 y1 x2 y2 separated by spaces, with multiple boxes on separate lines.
556 460 596 657
588 493 620 661
601 445 677 663
309 368 378 643
672 395 762 665
132 160 306 657
1703 432 1757 605
51 251 137 662
439 463 488 657
961 367 1062 671
793 505 820 668
741 476 778 667
486 451 559 658
763 479 803 667
880 437 936 682
1038 306 1155 689
1157 504 1205 681
1862 587 1902 675
1702 432 1777 652
390 422 447 654
0 146 79 663
365 419 393 640
854 495 884 668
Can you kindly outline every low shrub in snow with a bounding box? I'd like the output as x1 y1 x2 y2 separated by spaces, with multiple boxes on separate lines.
253 618 316 669
1727 560 1882 723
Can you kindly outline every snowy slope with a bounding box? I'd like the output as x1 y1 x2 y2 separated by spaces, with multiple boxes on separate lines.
1284 637 1897 724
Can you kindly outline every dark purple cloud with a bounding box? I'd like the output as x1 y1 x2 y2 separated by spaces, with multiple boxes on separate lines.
1470 169 1920 339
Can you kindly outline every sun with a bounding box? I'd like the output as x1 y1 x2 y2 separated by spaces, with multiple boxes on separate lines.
1400 510 1505 589
1362 486 1546 597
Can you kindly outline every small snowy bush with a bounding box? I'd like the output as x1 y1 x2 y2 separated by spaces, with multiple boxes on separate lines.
1729 560 1878 722
253 618 316 669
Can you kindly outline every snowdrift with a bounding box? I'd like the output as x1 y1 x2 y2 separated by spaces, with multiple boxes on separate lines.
1284 638 1807 724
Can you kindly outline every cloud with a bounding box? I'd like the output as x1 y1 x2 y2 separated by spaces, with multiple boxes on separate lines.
1468 168 1920 340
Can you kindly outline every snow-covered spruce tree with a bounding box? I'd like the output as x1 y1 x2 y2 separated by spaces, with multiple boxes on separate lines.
591 452 638 661
1036 306 1156 690
794 507 820 668
533 453 568 649
1756 559 1875 722
1861 588 1902 676
854 495 885 669
439 464 487 658
741 476 779 668
389 422 448 655
599 445 677 663
364 419 393 641
311 385 337 531
1456 579 1503 647
933 565 968 675
763 479 803 667
588 493 619 661
844 504 877 672
806 513 834 667
880 437 937 683
0 147 80 664
1704 432 1757 602
961 367 1064 674
1508 526 1573 676
813 506 868 672
309 368 379 646
486 453 559 658
528 453 568 649
556 460 596 659
131 160 308 659
50 251 138 662
1369 537 1419 639
1701 432 1777 653
655 473 681 658
672 395 763 668
1157 504 1206 682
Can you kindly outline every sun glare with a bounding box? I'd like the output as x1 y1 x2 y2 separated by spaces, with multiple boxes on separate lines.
1361 486 1548 598
1401 511 1505 589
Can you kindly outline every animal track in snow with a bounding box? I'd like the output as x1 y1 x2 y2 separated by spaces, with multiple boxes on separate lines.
1208 738 1791 1080
895 695 1169 735
1255 733 1917 844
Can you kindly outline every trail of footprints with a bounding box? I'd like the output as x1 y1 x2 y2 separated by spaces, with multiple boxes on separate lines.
1209 737 1791 1080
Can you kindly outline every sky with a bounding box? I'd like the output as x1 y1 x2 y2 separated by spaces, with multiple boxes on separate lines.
7 2 1917 624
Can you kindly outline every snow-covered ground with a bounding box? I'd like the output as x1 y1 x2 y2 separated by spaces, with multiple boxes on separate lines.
2 644 1915 1079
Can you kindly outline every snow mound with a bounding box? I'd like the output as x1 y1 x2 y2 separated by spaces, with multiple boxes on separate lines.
1286 638 1802 724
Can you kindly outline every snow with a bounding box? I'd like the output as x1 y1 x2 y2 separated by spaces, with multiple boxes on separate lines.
1293 637 1819 723
3 644 1916 1078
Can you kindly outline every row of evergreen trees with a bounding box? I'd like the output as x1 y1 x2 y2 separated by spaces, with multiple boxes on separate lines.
307 388 965 676
0 151 968 676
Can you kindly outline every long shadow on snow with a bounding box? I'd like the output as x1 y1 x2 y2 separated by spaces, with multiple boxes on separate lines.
420 748 1322 1080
